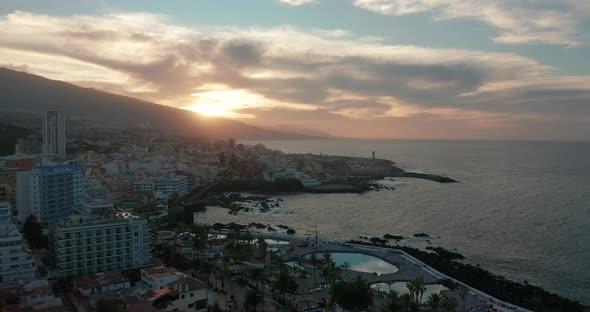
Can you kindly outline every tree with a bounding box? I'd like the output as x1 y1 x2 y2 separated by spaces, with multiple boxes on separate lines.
399 294 413 312
321 252 338 288
23 215 47 250
249 268 265 290
441 296 458 312
274 264 298 301
426 293 443 312
386 290 400 312
310 252 318 287
407 277 426 309
341 261 350 280
257 237 268 259
244 290 263 312
459 286 468 312
332 276 373 311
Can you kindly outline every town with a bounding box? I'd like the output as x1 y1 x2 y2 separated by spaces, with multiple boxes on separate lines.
0 112 560 312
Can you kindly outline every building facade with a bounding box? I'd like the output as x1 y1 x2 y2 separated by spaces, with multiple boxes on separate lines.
155 175 188 198
167 277 211 312
76 199 114 215
140 266 186 290
0 202 38 284
72 271 131 296
17 164 85 223
43 111 66 159
49 216 150 278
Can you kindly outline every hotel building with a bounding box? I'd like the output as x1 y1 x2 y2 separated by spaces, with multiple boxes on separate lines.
17 164 85 224
49 216 150 278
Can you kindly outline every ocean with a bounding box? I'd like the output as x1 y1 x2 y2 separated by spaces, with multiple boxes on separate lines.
203 139 590 303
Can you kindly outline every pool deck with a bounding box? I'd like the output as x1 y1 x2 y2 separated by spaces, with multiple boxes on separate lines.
250 231 533 312
285 241 440 285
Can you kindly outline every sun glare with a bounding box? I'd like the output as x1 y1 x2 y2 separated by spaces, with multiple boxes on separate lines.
183 85 266 119
186 103 231 117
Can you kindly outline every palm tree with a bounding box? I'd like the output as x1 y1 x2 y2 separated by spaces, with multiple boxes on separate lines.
399 293 413 312
212 252 221 289
426 293 443 312
441 296 458 312
249 268 265 290
310 252 318 287
342 261 350 280
407 277 426 307
459 286 469 312
387 290 400 312
221 257 231 292
257 237 268 259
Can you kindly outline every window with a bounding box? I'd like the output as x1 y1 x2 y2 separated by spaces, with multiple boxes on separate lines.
189 293 194 297
181 294 185 299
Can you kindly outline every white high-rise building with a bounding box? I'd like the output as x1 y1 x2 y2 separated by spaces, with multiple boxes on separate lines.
49 216 151 278
43 111 66 159
0 202 38 284
17 164 85 224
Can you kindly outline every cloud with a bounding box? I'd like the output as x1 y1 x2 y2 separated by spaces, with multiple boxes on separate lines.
275 0 316 6
0 10 588 140
353 0 588 46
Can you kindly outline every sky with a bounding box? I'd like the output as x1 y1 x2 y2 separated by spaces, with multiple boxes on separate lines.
1 0 589 140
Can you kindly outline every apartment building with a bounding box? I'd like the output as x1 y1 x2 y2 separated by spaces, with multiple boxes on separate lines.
0 202 38 284
49 216 150 278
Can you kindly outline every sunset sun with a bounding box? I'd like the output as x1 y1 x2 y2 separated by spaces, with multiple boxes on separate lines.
185 103 231 118
183 85 264 119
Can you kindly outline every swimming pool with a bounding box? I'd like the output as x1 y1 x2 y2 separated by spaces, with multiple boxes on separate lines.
306 252 399 275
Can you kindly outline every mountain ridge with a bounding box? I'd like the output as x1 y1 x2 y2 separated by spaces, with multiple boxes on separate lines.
0 67 315 140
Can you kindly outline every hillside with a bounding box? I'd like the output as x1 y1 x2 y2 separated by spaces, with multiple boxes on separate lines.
0 67 310 140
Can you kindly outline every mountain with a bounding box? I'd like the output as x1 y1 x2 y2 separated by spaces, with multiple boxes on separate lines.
0 67 312 140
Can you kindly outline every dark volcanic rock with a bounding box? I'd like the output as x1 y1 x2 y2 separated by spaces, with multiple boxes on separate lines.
384 234 404 240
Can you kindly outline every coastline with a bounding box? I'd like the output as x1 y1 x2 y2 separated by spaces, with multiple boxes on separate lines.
202 224 585 311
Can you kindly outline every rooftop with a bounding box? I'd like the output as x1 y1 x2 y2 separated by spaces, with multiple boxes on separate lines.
142 266 184 279
72 271 130 291
167 277 208 293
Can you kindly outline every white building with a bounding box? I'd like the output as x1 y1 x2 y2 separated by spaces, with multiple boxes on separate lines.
167 277 211 312
0 202 38 284
49 216 151 278
17 164 85 223
141 266 186 290
43 111 66 159
77 199 114 215
263 167 303 182
155 175 188 198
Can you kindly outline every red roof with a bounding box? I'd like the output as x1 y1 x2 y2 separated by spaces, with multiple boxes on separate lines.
72 271 130 291
142 266 182 279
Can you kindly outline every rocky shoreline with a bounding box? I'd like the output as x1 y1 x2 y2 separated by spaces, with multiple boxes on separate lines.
347 240 585 311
